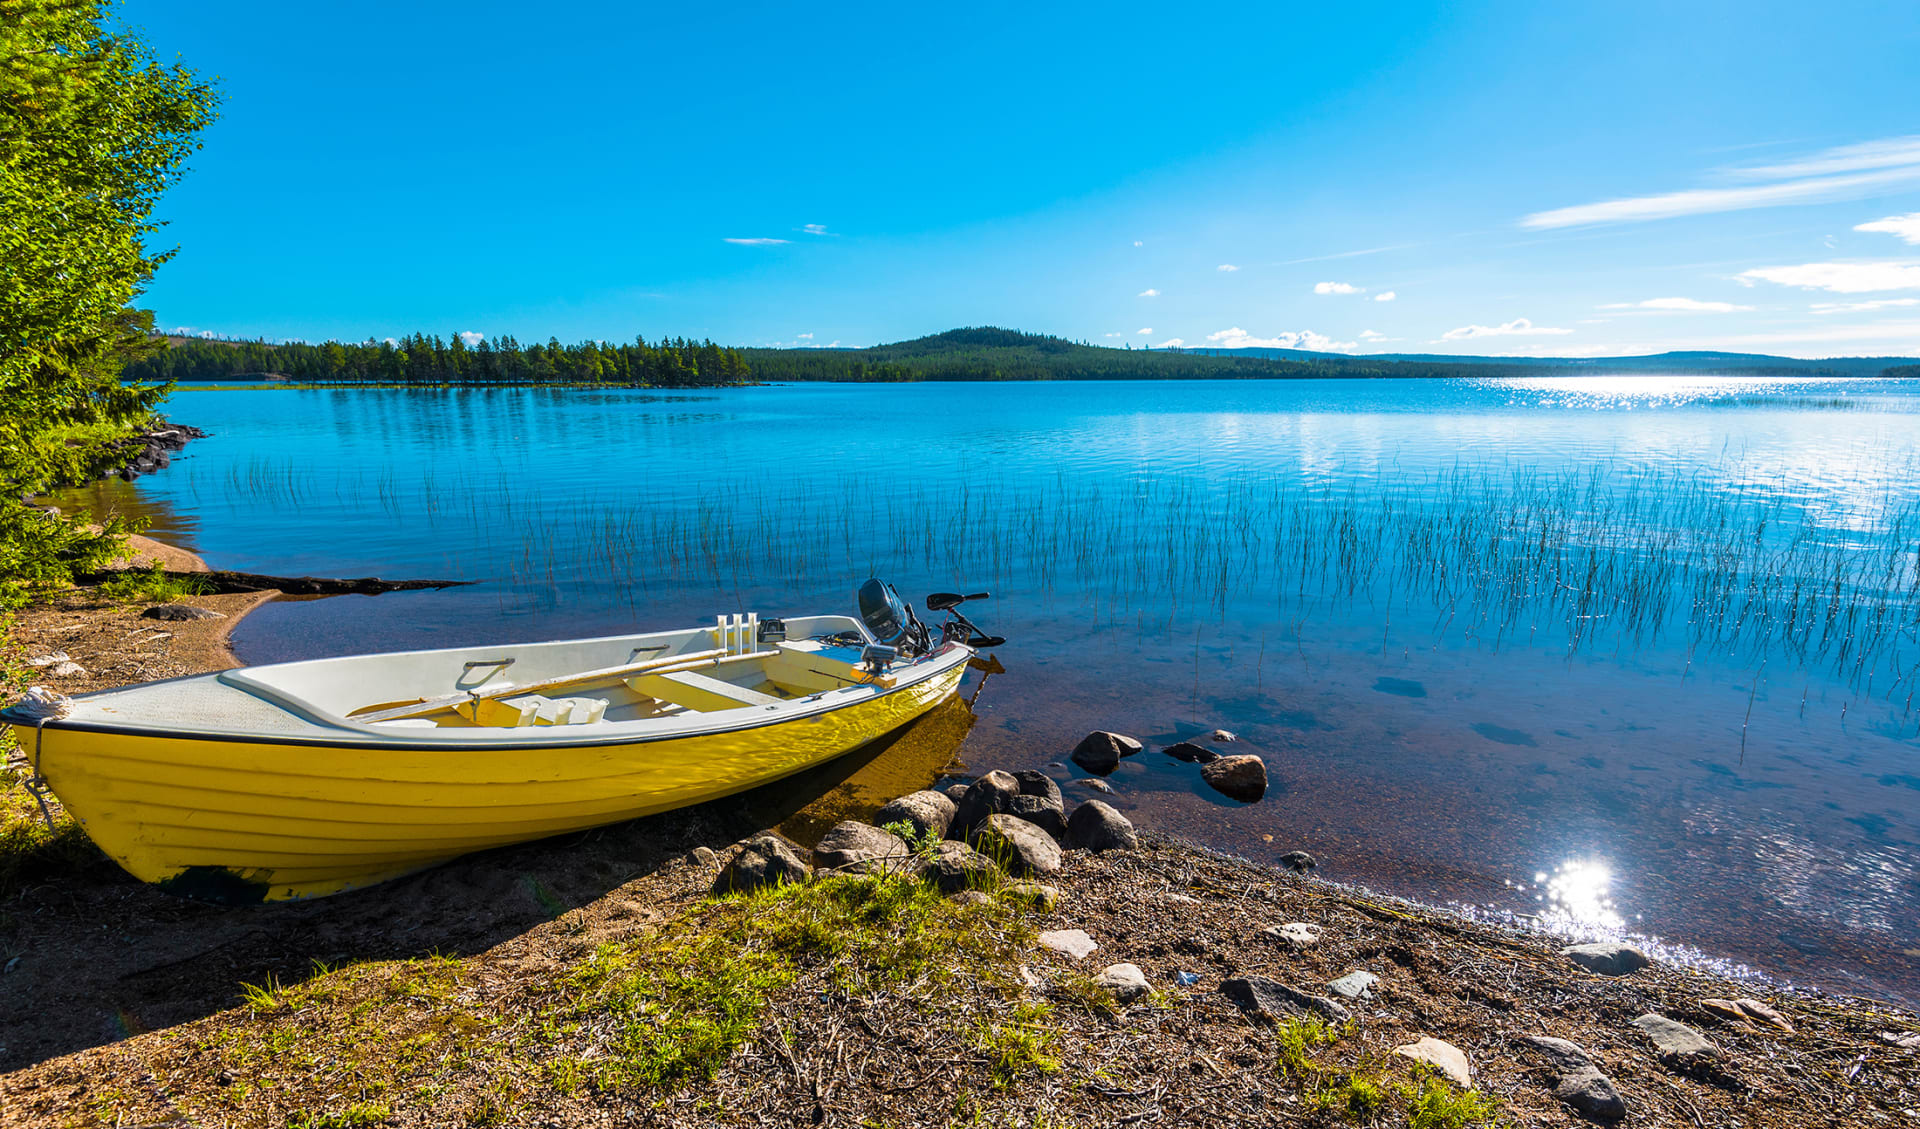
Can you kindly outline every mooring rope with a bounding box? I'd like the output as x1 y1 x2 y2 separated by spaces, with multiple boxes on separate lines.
13 686 72 832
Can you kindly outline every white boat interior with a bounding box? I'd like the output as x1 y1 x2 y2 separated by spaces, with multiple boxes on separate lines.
59 613 963 746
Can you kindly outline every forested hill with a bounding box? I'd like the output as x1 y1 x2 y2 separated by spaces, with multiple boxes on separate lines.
126 326 1919 386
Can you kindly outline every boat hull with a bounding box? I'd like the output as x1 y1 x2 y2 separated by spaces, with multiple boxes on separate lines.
17 661 966 903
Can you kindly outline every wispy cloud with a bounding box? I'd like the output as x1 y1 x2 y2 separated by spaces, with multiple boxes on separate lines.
1596 297 1754 313
1857 212 1920 244
796 332 814 339
1138 288 1160 297
1313 281 1361 295
1358 330 1399 342
458 330 484 346
724 237 789 245
1439 318 1571 341
1373 291 1396 303
1278 243 1419 266
1133 240 1144 247
1206 327 1359 352
1520 134 1920 230
801 224 831 235
1737 260 1920 293
1811 298 1920 314
1137 328 1153 335
1217 263 1239 272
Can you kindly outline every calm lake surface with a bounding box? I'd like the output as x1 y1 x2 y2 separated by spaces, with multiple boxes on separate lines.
105 378 1920 1003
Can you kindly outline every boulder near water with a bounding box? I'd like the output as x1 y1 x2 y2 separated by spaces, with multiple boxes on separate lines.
1201 755 1268 802
1066 800 1138 851
812 821 911 874
1562 942 1651 976
920 840 996 893
949 770 1021 837
1070 731 1141 775
1008 794 1068 840
1161 741 1220 764
969 813 1063 876
873 790 956 841
713 834 810 894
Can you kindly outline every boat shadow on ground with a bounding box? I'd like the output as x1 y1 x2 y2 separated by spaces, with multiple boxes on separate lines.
0 695 978 1073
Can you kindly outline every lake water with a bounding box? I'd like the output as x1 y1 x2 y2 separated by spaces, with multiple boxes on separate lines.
94 378 1920 1003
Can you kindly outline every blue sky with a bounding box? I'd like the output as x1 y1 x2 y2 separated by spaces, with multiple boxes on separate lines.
127 1 1920 358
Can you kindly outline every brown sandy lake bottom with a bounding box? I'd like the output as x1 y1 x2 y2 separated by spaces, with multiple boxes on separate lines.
67 376 1920 1006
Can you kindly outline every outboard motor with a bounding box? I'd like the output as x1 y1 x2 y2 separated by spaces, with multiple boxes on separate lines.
858 578 930 655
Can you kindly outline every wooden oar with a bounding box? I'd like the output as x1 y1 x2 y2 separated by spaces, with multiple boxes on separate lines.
351 647 751 724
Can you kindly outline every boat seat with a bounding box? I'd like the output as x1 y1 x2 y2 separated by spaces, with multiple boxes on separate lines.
626 669 781 712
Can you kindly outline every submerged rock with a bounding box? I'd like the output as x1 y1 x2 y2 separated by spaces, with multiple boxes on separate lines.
1161 741 1220 764
813 821 912 874
1279 850 1317 872
874 789 955 841
1393 1037 1472 1087
1066 800 1138 852
713 834 810 894
970 813 1063 876
1201 755 1268 802
1075 778 1116 795
1220 976 1349 1023
1209 728 1238 742
1562 942 1651 977
1070 731 1141 775
1517 1036 1628 1121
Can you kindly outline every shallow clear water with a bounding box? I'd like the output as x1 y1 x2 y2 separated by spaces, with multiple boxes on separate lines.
92 377 1920 1003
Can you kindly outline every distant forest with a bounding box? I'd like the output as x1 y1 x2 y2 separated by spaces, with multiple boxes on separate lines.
126 326 1918 387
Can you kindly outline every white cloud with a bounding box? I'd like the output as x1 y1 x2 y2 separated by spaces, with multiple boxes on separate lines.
1735 135 1920 180
383 337 399 346
1595 297 1754 313
1313 281 1361 295
801 224 829 235
1737 260 1920 293
1155 338 1186 348
1133 240 1143 247
1103 332 1123 338
1358 330 1395 341
1373 291 1396 302
1138 288 1160 297
1810 298 1920 314
797 332 814 339
1856 212 1920 245
1137 328 1153 335
1217 263 1239 272
459 330 484 346
724 237 789 245
1205 327 1360 352
1439 318 1572 341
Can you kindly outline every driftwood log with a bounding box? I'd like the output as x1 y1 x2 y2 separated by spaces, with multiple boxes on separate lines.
82 569 474 596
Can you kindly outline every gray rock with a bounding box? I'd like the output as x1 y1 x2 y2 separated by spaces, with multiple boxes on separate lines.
1008 794 1067 840
142 604 225 621
1066 800 1138 852
1517 1037 1628 1121
1209 728 1237 742
1393 1037 1472 1087
1632 1013 1721 1068
950 889 991 907
1220 976 1349 1024
1038 928 1098 959
920 840 997 893
950 770 1021 837
942 782 971 804
1263 922 1321 948
1003 882 1061 910
1070 731 1142 775
1161 740 1220 764
1075 777 1115 795
1095 962 1150 1003
1011 768 1064 810
969 813 1063 877
812 821 912 874
712 834 810 894
1563 942 1651 976
1327 971 1379 1000
1201 755 1268 802
687 845 718 868
874 789 956 841
1279 850 1317 872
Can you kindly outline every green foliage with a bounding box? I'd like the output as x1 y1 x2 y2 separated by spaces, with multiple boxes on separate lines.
973 998 1060 1090
286 1101 392 1129
0 505 128 609
1 1 216 597
94 561 209 604
1402 1075 1505 1129
1274 1015 1343 1083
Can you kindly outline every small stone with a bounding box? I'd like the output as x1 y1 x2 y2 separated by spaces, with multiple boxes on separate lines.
1220 976 1349 1024
1095 962 1150 1003
1066 800 1138 852
142 604 224 621
1003 882 1061 910
1070 730 1142 775
812 821 912 874
1076 778 1115 794
47 661 87 677
949 770 1021 837
1263 922 1321 949
874 790 956 841
1201 755 1268 802
921 840 996 894
688 845 718 868
1008 794 1067 840
1393 1037 1472 1087
1327 971 1379 1000
1039 929 1098 960
1632 1013 1721 1068
969 814 1063 876
950 890 991 907
1209 728 1237 742
1562 942 1651 976
1019 965 1044 990
712 834 810 895
1519 1038 1630 1122
1279 850 1317 872
1161 741 1220 764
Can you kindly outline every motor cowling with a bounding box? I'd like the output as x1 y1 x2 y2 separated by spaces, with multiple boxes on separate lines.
858 578 926 654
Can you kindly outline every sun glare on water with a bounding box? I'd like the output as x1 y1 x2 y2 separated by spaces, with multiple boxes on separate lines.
1535 860 1626 930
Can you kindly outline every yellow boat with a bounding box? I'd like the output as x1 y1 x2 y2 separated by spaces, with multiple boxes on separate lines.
4 583 998 903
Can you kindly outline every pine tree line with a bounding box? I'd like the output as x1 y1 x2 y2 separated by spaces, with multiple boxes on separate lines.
125 334 753 387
